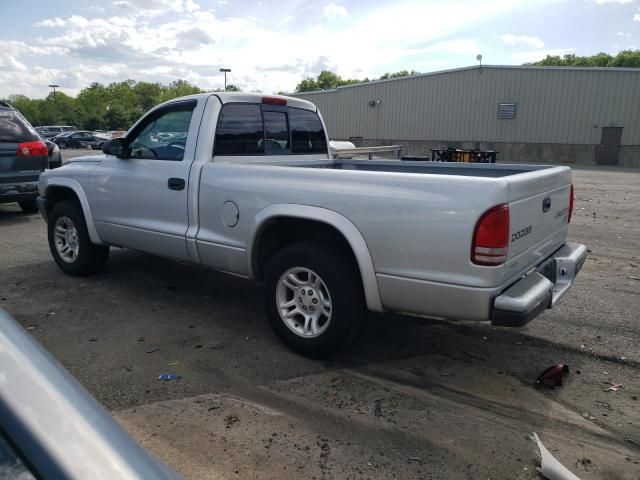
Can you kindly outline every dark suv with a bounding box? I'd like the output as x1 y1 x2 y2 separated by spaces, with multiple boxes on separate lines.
0 103 48 213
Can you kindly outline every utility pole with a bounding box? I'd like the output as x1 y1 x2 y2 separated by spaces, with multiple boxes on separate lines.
219 68 231 91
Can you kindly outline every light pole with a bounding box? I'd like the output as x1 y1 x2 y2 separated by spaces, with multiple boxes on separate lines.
219 68 231 91
48 84 60 99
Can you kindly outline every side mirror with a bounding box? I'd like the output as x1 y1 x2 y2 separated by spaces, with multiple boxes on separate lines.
102 138 128 157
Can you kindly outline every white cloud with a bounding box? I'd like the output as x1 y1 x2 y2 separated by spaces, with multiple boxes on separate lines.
113 0 200 17
322 3 348 20
423 39 480 54
500 34 544 49
593 0 632 4
616 31 630 36
510 48 574 63
0 56 27 72
4 0 568 98
634 13 640 21
34 17 66 27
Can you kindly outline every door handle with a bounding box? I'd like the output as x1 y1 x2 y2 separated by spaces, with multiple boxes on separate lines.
168 178 185 190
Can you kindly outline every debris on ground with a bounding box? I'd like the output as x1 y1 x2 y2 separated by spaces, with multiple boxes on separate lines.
374 399 382 417
531 432 582 480
158 373 181 381
146 347 159 354
168 362 179 366
88 337 98 342
536 364 569 388
135 336 145 343
224 414 240 427
604 382 623 392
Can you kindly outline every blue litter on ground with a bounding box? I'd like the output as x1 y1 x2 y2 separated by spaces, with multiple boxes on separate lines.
158 373 181 381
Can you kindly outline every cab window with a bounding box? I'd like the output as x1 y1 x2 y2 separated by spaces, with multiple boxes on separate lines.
128 102 195 161
214 104 264 155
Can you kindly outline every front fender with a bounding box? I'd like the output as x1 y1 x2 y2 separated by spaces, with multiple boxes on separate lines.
249 204 383 312
42 177 104 245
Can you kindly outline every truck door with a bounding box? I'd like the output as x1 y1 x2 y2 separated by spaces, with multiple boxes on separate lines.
89 100 199 260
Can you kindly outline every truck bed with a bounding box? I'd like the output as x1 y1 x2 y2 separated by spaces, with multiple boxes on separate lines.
262 159 553 178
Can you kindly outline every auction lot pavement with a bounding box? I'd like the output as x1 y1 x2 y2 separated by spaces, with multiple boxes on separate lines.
1 158 639 479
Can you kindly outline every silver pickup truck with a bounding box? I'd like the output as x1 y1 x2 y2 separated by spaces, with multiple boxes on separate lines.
37 93 586 356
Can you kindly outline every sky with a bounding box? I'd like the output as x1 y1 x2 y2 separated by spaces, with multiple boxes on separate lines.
0 0 638 98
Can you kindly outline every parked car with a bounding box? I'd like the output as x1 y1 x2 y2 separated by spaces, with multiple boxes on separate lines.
53 130 101 149
35 125 77 139
0 103 48 213
36 93 586 357
0 308 180 480
41 137 62 169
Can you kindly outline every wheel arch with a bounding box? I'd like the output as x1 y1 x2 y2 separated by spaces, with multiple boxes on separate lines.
250 205 383 312
44 179 103 244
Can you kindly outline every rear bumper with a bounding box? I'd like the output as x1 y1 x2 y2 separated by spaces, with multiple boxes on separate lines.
0 181 39 204
376 242 587 326
491 242 587 326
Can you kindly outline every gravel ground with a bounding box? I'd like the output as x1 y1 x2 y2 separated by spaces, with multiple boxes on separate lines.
0 161 638 479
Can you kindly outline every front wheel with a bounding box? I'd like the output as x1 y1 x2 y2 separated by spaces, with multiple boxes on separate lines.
47 200 109 276
58 141 67 149
263 241 366 357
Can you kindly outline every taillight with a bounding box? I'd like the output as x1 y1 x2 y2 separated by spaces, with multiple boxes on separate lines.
472 204 510 266
262 96 287 106
17 141 48 157
568 184 574 223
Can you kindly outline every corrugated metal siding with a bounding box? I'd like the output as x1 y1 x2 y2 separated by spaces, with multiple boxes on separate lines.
294 67 640 145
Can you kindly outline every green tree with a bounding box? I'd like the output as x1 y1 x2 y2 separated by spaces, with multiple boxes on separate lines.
160 79 204 102
295 69 419 92
528 50 640 67
104 104 130 130
378 70 419 80
4 78 209 131
134 81 163 111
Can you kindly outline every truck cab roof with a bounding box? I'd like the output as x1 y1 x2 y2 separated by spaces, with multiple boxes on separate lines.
160 92 317 112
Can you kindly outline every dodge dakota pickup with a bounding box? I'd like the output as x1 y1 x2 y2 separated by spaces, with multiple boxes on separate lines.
37 93 586 356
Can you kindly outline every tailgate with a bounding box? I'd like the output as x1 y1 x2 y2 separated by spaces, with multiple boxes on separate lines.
503 166 572 280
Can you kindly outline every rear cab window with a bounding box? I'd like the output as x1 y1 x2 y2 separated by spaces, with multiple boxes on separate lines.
213 103 327 156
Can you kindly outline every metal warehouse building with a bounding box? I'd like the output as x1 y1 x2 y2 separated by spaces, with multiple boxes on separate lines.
293 66 640 166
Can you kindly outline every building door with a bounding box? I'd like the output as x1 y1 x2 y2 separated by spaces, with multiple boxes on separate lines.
597 127 622 165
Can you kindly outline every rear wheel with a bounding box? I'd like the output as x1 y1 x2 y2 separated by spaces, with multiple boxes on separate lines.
18 200 38 214
47 200 109 276
58 141 67 149
263 241 366 357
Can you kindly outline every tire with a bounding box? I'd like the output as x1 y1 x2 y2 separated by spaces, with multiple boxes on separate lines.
18 200 38 214
263 240 366 357
58 141 67 149
47 200 109 276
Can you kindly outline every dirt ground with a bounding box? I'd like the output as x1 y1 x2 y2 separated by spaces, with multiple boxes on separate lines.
0 160 639 479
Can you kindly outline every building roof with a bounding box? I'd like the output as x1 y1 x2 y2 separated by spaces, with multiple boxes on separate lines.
293 64 640 95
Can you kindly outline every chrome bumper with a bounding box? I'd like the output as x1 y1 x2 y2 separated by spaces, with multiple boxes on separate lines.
491 243 587 327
